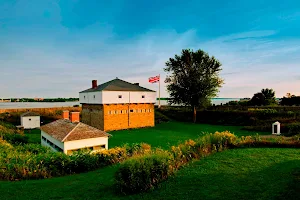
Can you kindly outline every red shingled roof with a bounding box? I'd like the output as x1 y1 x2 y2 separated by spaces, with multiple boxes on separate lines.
40 119 110 142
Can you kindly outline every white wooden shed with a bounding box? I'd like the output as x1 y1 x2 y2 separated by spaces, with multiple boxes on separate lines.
21 112 40 129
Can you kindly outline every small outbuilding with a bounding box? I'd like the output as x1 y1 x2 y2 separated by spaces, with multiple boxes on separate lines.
40 111 111 155
20 111 40 129
272 121 281 135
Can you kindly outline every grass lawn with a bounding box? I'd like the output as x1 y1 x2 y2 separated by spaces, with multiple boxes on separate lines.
24 129 41 144
24 122 268 148
108 121 267 149
0 148 299 200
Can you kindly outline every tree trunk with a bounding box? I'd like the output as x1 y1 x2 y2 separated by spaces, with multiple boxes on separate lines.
193 106 197 123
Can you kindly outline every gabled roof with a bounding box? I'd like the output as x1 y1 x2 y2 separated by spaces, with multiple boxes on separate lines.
79 78 155 93
40 119 111 142
21 112 40 117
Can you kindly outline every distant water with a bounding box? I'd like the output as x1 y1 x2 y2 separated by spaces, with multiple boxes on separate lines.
0 98 241 109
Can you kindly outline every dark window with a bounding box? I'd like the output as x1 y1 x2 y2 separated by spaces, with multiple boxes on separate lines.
29 118 31 121
94 95 95 98
130 109 134 113
118 95 122 98
142 95 145 98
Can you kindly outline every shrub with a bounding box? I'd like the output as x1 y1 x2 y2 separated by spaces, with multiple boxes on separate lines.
155 110 170 124
123 143 151 157
0 139 153 181
16 143 52 154
286 123 300 136
92 146 128 166
115 150 173 194
254 109 277 115
3 134 29 145
55 110 63 115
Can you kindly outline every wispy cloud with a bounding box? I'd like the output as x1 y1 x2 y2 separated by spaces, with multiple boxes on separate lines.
1 0 300 98
0 27 199 98
2 27 300 98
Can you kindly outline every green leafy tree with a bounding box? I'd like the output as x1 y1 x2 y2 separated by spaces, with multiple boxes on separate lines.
261 88 276 105
250 92 266 106
164 49 224 123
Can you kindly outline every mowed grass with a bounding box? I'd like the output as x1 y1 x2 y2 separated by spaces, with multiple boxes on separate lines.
24 122 266 148
108 121 267 149
0 148 299 200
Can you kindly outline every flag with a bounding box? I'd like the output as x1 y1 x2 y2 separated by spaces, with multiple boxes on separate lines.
148 75 160 83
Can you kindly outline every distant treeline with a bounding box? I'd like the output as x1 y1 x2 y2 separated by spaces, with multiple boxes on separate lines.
8 98 79 102
280 96 300 106
224 96 300 106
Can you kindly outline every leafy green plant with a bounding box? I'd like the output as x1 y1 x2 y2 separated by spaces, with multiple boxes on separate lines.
286 123 300 136
0 139 153 181
3 134 29 145
155 110 170 124
115 150 173 194
55 110 63 116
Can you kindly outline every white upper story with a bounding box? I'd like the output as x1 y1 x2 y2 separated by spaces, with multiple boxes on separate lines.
79 78 156 104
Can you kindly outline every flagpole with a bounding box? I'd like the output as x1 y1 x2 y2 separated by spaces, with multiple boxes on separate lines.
158 74 161 108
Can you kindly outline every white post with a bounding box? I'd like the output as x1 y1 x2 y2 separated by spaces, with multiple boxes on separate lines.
158 74 161 108
272 121 281 135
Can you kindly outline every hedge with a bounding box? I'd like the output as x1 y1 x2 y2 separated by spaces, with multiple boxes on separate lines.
0 141 152 181
115 150 173 194
114 132 300 194
159 108 300 135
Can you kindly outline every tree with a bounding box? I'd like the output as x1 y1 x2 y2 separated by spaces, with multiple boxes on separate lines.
250 92 266 106
164 49 223 123
261 88 276 105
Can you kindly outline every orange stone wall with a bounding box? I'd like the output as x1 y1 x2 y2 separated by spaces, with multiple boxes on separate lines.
103 103 154 131
103 104 129 131
82 103 155 131
127 103 155 129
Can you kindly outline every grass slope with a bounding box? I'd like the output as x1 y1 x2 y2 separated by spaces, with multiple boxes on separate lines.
1 148 299 200
108 121 267 149
24 129 41 144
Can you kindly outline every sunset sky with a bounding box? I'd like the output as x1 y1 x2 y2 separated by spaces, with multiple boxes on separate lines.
1 0 300 98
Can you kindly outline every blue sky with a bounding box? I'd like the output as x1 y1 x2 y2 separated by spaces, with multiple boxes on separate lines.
1 0 300 98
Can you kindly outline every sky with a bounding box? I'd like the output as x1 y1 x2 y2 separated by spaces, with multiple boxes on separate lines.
1 0 300 98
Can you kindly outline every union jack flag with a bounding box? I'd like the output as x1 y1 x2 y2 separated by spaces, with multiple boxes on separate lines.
148 75 160 83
